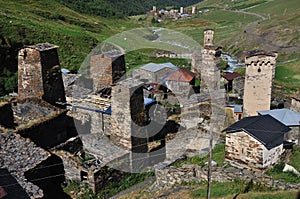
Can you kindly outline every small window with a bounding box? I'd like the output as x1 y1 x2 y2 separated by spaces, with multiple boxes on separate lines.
80 171 88 181
258 68 261 72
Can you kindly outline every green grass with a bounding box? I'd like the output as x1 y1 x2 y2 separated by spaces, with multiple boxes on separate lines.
191 179 273 198
274 61 300 91
63 172 155 199
267 146 300 183
172 144 225 167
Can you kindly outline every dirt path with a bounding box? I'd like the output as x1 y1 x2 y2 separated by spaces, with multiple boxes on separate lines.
224 7 300 54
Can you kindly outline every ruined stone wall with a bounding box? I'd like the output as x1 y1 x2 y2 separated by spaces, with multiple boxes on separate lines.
243 53 277 116
154 164 300 190
110 79 147 151
0 102 14 128
18 48 43 100
16 112 68 149
225 131 264 169
18 44 66 107
191 51 201 78
70 108 110 135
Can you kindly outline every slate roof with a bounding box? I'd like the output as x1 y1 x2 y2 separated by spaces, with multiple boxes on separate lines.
140 62 178 73
165 68 195 82
258 108 300 126
222 72 242 81
0 132 50 198
223 115 291 149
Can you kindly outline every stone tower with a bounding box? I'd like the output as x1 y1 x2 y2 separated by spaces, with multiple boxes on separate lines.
192 6 197 14
90 52 125 93
110 78 147 151
203 29 214 47
153 6 157 12
201 29 220 91
243 50 278 116
110 78 149 172
18 43 66 106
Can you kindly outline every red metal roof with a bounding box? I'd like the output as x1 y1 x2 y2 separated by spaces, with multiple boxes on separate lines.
222 72 242 81
166 68 195 82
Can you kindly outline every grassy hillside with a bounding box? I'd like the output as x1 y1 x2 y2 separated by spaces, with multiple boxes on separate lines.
160 0 300 90
54 0 203 17
0 0 141 95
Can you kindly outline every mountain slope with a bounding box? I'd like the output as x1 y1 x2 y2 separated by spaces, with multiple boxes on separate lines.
0 0 141 95
54 0 203 17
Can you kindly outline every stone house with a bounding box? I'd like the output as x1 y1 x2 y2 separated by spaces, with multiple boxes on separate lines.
133 62 178 83
226 104 243 121
258 108 300 145
221 72 242 92
165 68 196 95
223 115 290 170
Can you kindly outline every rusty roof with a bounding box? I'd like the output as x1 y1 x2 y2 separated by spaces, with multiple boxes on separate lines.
222 72 242 81
166 68 195 82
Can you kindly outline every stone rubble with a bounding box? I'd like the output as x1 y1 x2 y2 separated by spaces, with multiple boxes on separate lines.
0 132 50 198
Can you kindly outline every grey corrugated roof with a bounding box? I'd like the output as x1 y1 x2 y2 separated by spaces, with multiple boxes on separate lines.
223 115 290 149
258 108 300 126
140 62 178 73
227 104 243 113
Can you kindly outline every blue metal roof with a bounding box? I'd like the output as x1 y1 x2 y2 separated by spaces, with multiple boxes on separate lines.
227 104 243 113
258 108 300 126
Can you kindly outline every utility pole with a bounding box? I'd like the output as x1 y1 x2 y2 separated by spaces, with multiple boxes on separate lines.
206 125 213 199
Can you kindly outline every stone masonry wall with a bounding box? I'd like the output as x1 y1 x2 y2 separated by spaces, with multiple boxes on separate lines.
110 78 147 151
90 54 125 92
225 131 264 169
154 164 300 190
18 44 66 107
243 53 277 116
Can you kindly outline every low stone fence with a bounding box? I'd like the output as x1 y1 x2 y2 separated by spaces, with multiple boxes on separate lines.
155 164 300 190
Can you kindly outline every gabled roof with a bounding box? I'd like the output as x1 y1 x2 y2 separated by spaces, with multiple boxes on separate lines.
222 72 242 81
258 108 300 126
165 68 195 82
223 115 290 149
140 62 178 73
